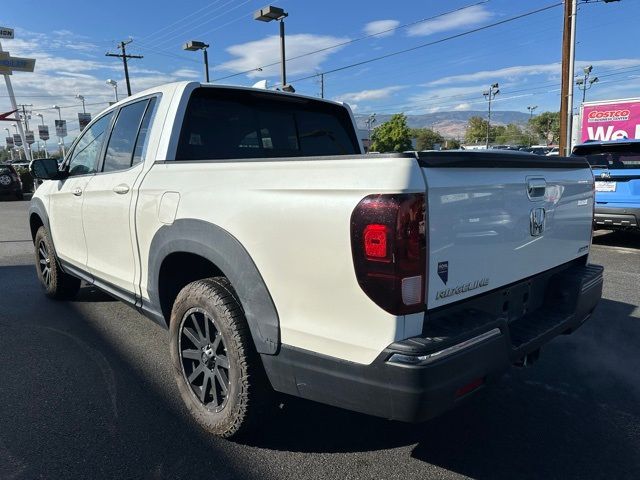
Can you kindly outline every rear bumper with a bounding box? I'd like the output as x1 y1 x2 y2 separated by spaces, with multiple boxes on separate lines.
262 262 603 422
594 205 640 229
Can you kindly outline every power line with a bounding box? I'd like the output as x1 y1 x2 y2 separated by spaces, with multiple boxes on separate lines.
212 1 491 82
286 2 564 87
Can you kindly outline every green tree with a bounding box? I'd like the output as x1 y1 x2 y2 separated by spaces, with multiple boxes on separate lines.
494 123 528 145
444 138 461 150
529 111 560 145
464 116 491 144
412 128 445 150
371 113 412 152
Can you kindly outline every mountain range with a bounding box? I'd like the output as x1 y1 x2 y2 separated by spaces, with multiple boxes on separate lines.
354 110 531 140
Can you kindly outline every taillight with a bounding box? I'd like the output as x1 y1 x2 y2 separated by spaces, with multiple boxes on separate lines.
350 193 427 315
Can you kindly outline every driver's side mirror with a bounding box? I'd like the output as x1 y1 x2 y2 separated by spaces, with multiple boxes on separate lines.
30 158 67 180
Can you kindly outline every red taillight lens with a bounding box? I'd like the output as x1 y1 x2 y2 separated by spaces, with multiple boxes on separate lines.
363 224 389 260
351 193 427 315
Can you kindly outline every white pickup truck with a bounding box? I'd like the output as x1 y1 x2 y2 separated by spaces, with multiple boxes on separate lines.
29 81 603 438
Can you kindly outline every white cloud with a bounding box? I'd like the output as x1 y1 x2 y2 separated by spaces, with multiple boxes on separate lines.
218 34 349 80
172 68 201 79
454 103 472 111
363 20 400 38
407 5 492 37
336 85 405 103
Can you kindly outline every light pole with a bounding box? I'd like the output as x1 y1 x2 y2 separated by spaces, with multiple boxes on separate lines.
527 105 537 146
576 65 599 105
36 113 48 155
106 79 119 103
183 41 210 82
4 127 14 161
365 113 376 152
76 94 86 113
483 83 499 149
52 105 65 157
254 5 294 92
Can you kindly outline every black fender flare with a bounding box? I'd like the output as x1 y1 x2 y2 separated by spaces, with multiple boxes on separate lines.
28 197 51 244
147 219 280 355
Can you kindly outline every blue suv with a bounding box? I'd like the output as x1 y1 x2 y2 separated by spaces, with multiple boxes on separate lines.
573 139 640 231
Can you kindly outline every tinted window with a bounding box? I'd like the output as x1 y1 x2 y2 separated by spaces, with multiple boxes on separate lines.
68 113 113 176
132 97 157 166
175 88 359 160
103 100 149 172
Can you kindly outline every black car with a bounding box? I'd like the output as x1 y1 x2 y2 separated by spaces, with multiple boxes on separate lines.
0 163 24 200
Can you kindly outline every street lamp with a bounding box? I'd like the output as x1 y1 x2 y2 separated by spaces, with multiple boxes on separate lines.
52 105 66 157
4 127 14 161
106 79 119 103
365 113 376 152
183 41 210 83
36 113 48 155
75 94 86 113
254 5 294 92
576 65 599 105
527 105 538 146
483 83 499 149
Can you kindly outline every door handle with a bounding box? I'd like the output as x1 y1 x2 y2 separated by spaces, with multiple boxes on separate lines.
113 184 130 195
527 178 546 199
72 187 83 196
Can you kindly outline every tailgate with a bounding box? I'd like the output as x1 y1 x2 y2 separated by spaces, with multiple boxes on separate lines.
418 152 594 309
592 168 640 204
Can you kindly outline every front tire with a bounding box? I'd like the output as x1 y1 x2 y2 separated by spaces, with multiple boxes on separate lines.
169 277 270 438
34 226 81 299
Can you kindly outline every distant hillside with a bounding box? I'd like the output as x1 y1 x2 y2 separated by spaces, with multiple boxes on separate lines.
355 110 530 139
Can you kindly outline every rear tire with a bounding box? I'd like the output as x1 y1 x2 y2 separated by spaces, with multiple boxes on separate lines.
34 226 81 300
169 277 270 438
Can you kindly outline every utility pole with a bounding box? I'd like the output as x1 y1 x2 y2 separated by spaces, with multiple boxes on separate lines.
559 0 577 156
18 103 33 160
320 73 324 99
106 40 143 96
576 65 599 105
483 83 499 149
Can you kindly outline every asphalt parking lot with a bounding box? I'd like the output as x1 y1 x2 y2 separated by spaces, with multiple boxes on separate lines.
0 199 638 480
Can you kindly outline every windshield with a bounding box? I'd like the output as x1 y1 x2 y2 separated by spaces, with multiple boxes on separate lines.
583 152 640 169
176 88 360 161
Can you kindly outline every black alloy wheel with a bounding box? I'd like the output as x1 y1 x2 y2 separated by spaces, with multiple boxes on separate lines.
179 308 231 411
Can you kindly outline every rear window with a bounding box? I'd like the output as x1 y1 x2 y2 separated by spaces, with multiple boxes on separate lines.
175 88 360 160
585 153 640 169
573 144 640 169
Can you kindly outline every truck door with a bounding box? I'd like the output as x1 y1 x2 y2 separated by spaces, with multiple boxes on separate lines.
82 97 157 297
48 112 114 270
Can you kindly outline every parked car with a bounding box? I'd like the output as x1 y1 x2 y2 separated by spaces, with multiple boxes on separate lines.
546 147 560 156
29 81 603 438
0 163 24 200
573 139 640 230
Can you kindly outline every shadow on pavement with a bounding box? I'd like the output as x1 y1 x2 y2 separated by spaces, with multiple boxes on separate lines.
593 230 640 249
0 265 263 480
1 263 639 480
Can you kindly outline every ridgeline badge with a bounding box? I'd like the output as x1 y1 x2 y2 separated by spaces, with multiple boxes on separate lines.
436 278 489 300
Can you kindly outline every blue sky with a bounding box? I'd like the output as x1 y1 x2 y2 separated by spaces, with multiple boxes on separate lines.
1 0 639 138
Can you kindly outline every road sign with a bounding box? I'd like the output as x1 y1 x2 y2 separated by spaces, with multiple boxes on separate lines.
5 136 13 147
38 125 49 141
55 120 67 138
0 27 14 40
25 130 34 144
12 133 21 147
0 52 36 75
78 112 92 131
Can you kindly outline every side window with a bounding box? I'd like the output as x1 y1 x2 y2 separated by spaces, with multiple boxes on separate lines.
68 113 113 176
132 97 157 166
103 100 149 173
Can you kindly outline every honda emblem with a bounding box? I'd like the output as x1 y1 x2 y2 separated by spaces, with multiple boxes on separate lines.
530 207 546 236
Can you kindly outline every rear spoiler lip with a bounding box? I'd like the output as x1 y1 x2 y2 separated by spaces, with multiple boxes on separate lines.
416 151 589 169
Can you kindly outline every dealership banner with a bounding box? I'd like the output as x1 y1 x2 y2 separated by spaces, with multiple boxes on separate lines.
581 99 640 142
55 119 67 137
13 133 22 147
78 112 91 131
5 136 13 147
25 130 35 144
38 125 49 141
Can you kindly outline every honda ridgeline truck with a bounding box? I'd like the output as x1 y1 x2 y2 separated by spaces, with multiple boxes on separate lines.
29 82 603 438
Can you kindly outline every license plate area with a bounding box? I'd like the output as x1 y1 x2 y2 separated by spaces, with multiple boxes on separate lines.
595 181 616 192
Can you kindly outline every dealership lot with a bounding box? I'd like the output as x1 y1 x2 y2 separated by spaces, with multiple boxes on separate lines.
0 199 638 480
